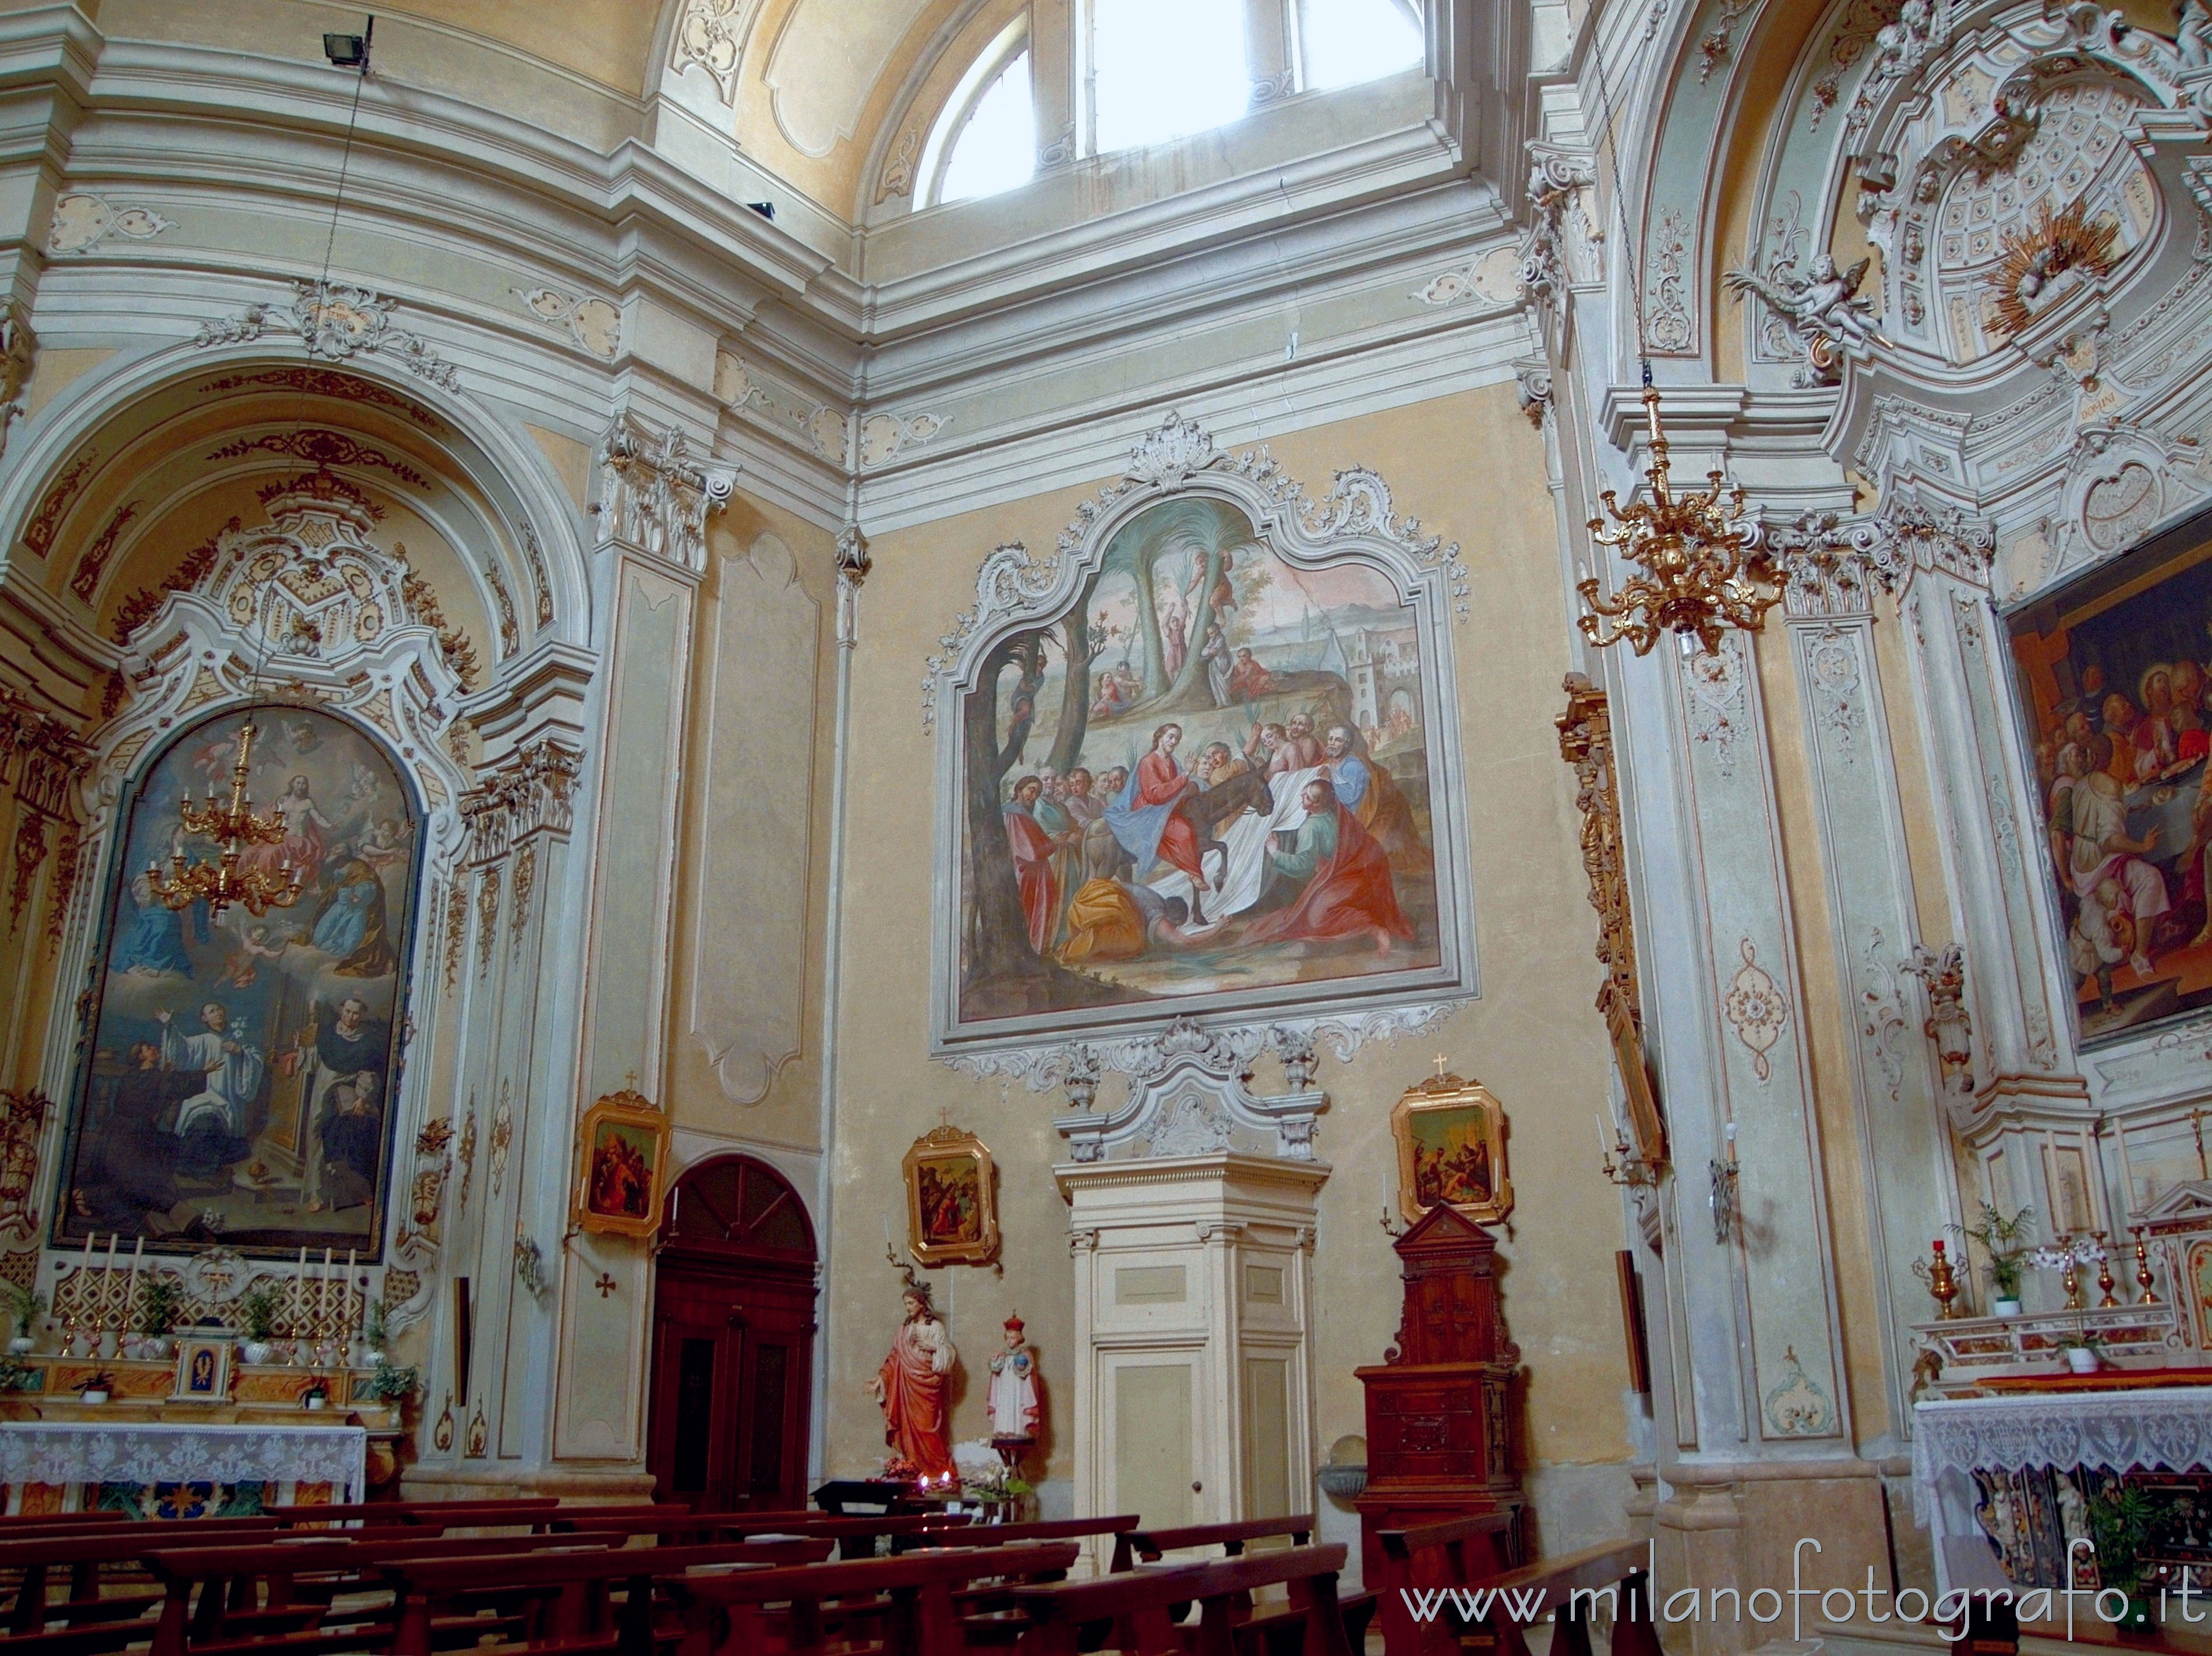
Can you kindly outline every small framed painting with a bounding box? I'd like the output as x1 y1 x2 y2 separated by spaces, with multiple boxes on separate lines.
1607 997 1669 1170
572 1086 671 1240
1392 1072 1513 1226
903 1123 999 1266
170 1335 234 1402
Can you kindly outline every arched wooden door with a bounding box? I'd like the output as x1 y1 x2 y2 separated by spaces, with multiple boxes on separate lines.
645 1155 818 1510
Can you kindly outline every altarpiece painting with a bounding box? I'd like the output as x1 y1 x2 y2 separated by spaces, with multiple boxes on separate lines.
53 705 419 1256
2008 504 2212 1046
932 427 1475 1062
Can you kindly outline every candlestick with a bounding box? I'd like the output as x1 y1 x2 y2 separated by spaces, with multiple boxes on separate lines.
2134 1226 2159 1305
1923 1239 1961 1319
2093 1232 2118 1308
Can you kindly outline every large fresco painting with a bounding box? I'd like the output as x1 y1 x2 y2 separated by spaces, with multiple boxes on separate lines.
2008 508 2212 1046
952 493 1455 1039
55 705 419 1255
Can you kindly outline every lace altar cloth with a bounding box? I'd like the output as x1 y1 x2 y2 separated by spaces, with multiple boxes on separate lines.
1913 1388 2212 1594
0 1422 367 1501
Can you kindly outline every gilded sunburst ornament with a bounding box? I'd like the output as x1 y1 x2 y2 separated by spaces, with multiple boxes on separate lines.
1985 198 2119 338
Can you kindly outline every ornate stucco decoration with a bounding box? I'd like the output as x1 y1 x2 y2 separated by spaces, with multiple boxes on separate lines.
46 192 174 254
512 286 621 360
0 306 33 459
1556 676 1638 1035
1723 253 1878 387
194 282 461 391
924 413 1477 1086
595 410 735 573
1723 939 1790 1082
1768 495 1997 618
1513 359 1552 427
459 738 584 867
0 687 91 943
670 0 759 105
1903 941 1977 1114
1050 1017 1328 1163
857 409 948 468
1518 148 1599 311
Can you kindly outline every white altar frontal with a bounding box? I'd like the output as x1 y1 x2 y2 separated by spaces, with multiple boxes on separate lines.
1914 1388 2212 1597
0 1421 368 1515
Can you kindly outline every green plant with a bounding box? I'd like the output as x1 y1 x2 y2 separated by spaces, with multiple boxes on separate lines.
2087 1483 2158 1599
136 1275 185 1337
359 1360 419 1403
0 1357 40 1393
79 1370 115 1393
0 1282 44 1337
1952 1203 2036 1299
363 1299 388 1349
2056 1330 2103 1352
236 1287 280 1342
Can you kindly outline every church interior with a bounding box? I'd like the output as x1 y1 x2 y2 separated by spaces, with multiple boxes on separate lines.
3 0 2212 1650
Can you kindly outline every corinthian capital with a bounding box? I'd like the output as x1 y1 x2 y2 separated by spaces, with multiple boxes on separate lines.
595 409 736 572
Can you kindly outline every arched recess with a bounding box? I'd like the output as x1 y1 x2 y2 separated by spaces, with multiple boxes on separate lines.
0 347 595 678
646 1153 818 1510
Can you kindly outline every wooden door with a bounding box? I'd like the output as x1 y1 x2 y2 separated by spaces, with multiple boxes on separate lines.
645 1155 817 1510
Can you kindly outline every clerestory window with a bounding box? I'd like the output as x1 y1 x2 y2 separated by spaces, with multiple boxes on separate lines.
1298 0 1423 92
1090 0 1250 154
923 17 1038 206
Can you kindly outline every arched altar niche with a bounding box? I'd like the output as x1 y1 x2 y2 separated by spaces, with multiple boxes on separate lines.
53 702 423 1258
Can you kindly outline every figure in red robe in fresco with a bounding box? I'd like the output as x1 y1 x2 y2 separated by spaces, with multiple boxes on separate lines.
1242 776 1414 954
870 1286 957 1482
1132 725 1218 921
1003 776 1060 955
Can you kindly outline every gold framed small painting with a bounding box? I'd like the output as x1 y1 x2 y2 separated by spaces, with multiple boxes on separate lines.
573 1086 672 1240
170 1335 234 1402
1392 1072 1513 1226
903 1123 999 1266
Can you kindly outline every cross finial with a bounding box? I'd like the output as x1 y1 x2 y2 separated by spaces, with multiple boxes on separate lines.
625 1071 639 1092
1432 1053 1449 1079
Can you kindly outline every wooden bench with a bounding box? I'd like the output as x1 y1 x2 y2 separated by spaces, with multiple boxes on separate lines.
2 1521 282 1635
1009 1542 1355 1656
266 1499 560 1529
1382 1537 1660 1656
1121 1517 1377 1650
698 1513 974 1561
1373 1510 1521 1655
139 1541 357 1656
912 1515 1137 1565
666 1540 1082 1656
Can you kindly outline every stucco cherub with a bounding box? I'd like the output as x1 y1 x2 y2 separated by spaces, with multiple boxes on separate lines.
1723 252 1877 383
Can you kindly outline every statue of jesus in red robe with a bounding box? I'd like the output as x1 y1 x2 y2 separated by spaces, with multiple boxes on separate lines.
870 1287 958 1482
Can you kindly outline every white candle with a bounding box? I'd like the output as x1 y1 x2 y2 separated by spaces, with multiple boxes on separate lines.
128 1238 143 1322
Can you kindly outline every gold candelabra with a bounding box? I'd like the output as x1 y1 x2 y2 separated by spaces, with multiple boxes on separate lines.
144 719 303 919
1579 377 1783 657
2133 1226 2160 1305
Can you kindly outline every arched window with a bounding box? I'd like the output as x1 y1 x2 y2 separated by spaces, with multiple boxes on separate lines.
923 17 1036 206
1090 0 1248 154
1298 0 1423 91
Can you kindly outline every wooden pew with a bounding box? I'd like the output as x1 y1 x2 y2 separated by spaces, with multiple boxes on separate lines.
2 1521 282 1634
1379 1537 1660 1656
698 1513 974 1561
911 1516 1136 1562
1010 1542 1355 1656
267 1499 558 1530
1121 1517 1377 1650
139 1541 355 1656
381 1540 845 1656
666 1541 1081 1656
1373 1510 1520 1656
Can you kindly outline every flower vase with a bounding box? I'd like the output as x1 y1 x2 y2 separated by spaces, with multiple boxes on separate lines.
242 1340 275 1366
2065 1347 2098 1374
6 1336 31 1356
1992 1297 2022 1317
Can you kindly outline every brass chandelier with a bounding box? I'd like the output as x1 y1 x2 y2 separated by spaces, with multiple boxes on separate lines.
1577 374 1782 657
145 719 305 918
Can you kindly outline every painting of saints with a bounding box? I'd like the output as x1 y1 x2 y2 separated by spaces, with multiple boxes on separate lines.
952 492 1453 1041
56 705 419 1257
588 1126 656 1220
2006 519 2212 1044
916 1159 983 1247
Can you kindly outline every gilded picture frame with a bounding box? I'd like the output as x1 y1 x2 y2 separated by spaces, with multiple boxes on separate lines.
1607 998 1669 1170
170 1335 235 1402
572 1086 670 1240
1391 1073 1513 1226
903 1123 999 1266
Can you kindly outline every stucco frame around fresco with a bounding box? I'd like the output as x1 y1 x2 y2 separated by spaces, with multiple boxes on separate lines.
924 415 1478 1083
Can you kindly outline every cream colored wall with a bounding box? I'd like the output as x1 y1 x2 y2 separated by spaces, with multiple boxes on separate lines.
822 384 1637 1517
660 493 844 1152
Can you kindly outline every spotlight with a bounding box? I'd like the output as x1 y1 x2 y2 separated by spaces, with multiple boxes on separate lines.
323 15 373 70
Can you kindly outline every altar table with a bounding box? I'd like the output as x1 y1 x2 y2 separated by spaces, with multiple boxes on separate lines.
1914 1386 2212 1595
0 1421 368 1514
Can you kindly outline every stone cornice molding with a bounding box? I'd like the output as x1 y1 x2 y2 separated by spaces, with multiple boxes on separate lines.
460 737 585 866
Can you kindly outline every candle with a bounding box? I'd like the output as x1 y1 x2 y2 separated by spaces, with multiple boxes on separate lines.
347 1251 358 1331
128 1238 143 1325
105 1234 119 1332
1596 1113 1609 1153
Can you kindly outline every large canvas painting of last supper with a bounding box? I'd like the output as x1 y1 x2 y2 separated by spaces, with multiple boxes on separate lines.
2008 508 2212 1046
953 494 1444 1029
54 705 418 1256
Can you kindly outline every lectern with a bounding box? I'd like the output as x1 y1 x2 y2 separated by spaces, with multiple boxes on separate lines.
1354 1202 1523 1591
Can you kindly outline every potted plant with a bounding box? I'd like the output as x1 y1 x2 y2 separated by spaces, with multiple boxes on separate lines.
1953 1202 2036 1316
2056 1331 2103 1375
0 1283 44 1355
135 1275 185 1360
0 1355 39 1394
2087 1483 2159 1629
79 1369 114 1404
361 1299 388 1368
236 1287 280 1366
301 1379 330 1411
358 1360 418 1406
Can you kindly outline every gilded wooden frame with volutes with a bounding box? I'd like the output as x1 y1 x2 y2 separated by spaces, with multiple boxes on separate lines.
903 1123 999 1266
572 1086 671 1240
1391 1073 1513 1226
